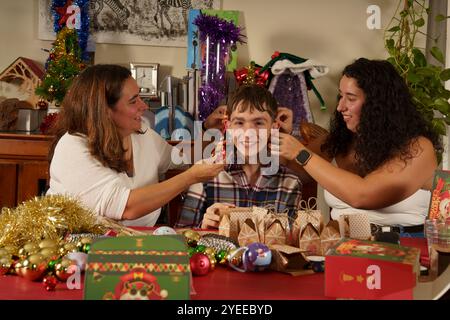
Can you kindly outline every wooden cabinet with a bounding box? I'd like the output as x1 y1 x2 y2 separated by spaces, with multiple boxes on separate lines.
0 133 52 209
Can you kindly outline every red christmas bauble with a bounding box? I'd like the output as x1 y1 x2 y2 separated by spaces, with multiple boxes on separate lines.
42 275 58 291
190 253 210 276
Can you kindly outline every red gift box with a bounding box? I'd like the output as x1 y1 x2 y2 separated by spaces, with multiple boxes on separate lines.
325 238 420 300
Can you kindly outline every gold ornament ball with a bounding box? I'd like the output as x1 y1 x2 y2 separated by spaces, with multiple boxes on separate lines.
204 247 216 258
39 239 58 249
2 245 17 256
76 237 92 250
55 258 76 282
23 243 40 254
227 248 243 267
18 257 47 281
27 253 45 265
183 230 200 247
208 255 217 271
59 243 78 256
0 248 8 256
0 256 11 276
39 247 59 259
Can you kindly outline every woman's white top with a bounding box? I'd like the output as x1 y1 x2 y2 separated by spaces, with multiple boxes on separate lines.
47 125 177 226
323 160 430 226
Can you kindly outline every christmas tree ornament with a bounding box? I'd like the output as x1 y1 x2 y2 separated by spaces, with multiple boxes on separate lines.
182 230 201 247
153 226 177 235
18 243 39 258
243 243 272 272
227 247 244 267
39 247 59 259
39 239 59 249
81 243 91 254
203 247 216 258
208 255 217 271
198 233 238 253
194 245 206 253
43 275 59 291
17 256 48 281
76 237 92 251
55 258 77 281
187 247 196 257
0 256 11 276
215 249 228 264
47 258 61 272
190 253 210 276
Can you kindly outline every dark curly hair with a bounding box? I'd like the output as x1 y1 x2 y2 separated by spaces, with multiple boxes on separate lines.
321 58 442 176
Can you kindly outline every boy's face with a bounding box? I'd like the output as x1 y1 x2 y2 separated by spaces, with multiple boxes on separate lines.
228 102 278 162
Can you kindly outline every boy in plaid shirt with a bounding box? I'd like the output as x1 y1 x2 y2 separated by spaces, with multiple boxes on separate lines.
176 85 302 229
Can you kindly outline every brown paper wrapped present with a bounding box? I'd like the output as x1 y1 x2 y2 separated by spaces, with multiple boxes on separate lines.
218 214 231 237
265 219 287 246
237 218 260 246
221 207 253 240
299 224 322 256
338 212 372 240
292 198 323 247
269 244 312 275
320 220 341 255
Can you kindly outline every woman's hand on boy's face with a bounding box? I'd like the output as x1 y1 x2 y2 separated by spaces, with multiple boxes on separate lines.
275 107 293 134
204 105 228 131
272 132 304 162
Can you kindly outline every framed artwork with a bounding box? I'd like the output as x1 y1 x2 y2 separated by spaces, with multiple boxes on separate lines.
130 63 159 98
38 0 221 47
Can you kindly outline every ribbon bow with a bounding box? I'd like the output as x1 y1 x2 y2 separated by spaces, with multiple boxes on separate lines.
234 62 269 87
296 197 321 233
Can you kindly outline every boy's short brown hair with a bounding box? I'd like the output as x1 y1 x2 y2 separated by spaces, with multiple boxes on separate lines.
227 84 278 120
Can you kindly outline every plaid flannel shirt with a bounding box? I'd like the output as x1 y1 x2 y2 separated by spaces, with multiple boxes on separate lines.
176 164 303 228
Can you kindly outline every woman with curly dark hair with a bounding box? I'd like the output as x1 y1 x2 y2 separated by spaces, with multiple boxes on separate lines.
277 58 442 233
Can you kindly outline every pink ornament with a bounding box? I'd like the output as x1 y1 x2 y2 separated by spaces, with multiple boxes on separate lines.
190 253 210 276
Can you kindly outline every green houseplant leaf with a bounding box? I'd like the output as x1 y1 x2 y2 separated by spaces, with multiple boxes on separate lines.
384 0 450 161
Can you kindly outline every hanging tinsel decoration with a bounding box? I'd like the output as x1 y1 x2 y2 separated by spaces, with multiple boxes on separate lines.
0 195 105 250
51 0 90 61
194 12 245 121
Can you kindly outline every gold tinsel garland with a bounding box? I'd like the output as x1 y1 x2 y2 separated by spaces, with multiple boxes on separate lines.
0 195 105 250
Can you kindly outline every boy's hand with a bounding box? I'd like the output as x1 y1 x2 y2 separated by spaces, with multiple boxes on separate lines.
201 203 236 229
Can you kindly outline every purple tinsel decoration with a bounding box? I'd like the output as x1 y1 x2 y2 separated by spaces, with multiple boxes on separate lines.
194 12 245 120
51 0 90 62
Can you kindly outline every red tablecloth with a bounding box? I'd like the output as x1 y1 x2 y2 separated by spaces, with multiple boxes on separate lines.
0 237 428 300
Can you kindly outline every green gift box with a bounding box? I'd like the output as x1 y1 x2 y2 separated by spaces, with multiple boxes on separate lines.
84 235 190 300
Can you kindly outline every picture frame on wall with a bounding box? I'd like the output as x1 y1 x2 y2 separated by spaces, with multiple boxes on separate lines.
130 63 159 99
